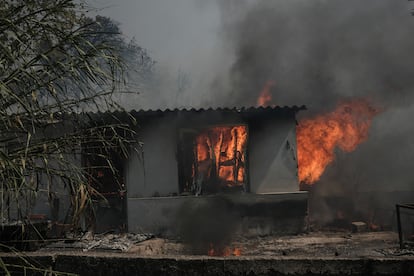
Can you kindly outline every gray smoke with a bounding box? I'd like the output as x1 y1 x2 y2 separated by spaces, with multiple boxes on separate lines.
91 0 414 110
88 0 230 110
215 0 414 111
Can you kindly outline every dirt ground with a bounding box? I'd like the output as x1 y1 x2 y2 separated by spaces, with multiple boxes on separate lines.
0 231 411 275
39 231 414 259
128 231 411 257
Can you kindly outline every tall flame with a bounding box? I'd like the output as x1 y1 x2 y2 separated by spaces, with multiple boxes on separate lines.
256 80 275 107
296 99 379 185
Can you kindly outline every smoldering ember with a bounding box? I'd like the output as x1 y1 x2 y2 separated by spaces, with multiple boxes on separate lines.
1 0 414 275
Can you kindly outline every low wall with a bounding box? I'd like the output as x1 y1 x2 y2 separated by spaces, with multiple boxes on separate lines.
127 192 308 238
1 254 413 276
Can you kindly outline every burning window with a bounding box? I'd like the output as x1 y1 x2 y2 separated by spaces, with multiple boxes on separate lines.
178 125 248 195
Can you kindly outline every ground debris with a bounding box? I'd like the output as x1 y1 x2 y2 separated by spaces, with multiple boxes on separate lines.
37 231 410 259
374 248 414 257
41 232 154 252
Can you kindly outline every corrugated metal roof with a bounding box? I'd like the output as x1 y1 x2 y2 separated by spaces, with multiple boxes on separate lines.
69 106 306 122
128 105 306 114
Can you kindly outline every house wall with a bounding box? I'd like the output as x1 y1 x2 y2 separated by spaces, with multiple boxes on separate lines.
2 123 75 224
31 163 74 222
248 116 299 193
126 114 180 198
36 123 78 224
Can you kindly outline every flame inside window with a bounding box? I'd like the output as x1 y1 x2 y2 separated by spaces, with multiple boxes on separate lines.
180 125 248 194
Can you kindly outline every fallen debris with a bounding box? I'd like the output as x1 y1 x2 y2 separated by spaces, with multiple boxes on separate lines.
38 230 407 259
42 232 154 252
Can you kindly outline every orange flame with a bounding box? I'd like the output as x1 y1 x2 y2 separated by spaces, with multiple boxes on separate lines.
232 247 242 256
208 243 242 256
195 126 247 186
296 99 379 185
257 80 275 107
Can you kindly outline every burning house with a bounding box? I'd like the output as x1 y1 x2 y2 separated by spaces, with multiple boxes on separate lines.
12 97 413 250
20 97 413 253
82 105 308 239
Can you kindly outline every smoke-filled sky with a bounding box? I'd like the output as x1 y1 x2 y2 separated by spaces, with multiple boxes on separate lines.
87 0 222 71
223 0 414 110
87 0 414 112
87 0 228 109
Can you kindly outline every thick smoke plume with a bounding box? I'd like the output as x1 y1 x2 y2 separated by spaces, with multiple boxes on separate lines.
216 0 414 110
95 0 414 110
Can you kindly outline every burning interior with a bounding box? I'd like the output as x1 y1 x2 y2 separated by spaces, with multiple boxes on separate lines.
178 125 248 195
